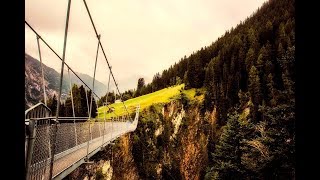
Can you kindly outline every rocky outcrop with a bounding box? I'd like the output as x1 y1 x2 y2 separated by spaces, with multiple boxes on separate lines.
67 99 214 180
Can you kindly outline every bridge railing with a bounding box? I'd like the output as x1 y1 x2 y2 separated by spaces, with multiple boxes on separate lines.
25 105 140 180
25 103 52 179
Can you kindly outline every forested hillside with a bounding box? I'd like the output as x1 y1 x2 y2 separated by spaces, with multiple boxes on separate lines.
67 0 295 179
133 0 294 125
122 0 295 178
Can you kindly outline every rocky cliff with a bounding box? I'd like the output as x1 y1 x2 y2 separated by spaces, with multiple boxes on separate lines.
66 96 218 180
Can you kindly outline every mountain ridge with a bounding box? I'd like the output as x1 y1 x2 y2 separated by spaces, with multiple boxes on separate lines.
25 53 107 109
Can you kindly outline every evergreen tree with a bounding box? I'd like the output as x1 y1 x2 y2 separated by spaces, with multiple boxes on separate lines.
277 43 285 60
59 102 65 116
257 96 295 178
266 73 276 106
245 48 255 71
88 90 97 118
186 56 204 88
64 97 73 117
211 111 243 179
247 28 259 50
152 73 162 91
204 60 216 110
135 78 145 97
256 46 267 69
79 85 88 117
71 84 81 116
47 94 57 116
248 66 262 121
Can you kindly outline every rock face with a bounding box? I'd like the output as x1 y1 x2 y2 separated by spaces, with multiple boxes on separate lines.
25 53 107 109
25 53 63 109
67 100 213 180
67 134 139 180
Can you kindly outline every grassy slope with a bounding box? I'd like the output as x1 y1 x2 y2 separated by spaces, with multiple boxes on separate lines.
97 84 204 119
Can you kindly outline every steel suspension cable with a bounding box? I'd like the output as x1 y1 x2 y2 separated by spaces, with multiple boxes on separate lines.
26 0 139 177
25 21 101 101
68 68 78 145
27 16 129 119
86 37 100 160
101 71 110 147
84 85 92 162
89 35 100 119
36 36 47 106
82 0 130 117
105 69 111 112
85 88 90 116
49 0 72 179
106 71 112 140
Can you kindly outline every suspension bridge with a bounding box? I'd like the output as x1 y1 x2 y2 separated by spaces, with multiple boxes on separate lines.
25 0 139 179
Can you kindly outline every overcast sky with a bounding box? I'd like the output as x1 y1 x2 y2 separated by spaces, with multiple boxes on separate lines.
25 0 267 93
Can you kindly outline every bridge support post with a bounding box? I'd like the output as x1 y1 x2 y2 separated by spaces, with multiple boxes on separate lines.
101 106 106 148
85 121 91 161
25 119 36 180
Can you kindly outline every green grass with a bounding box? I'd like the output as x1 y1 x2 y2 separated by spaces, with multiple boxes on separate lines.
183 88 205 102
98 84 183 119
97 84 205 119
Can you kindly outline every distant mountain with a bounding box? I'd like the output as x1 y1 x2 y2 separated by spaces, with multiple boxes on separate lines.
25 53 107 109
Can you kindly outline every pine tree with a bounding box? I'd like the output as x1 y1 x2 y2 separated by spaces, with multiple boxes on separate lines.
211 111 243 179
241 48 295 178
204 59 216 110
88 90 97 118
245 48 255 71
257 97 295 178
247 28 259 50
186 56 204 88
64 97 73 117
70 84 81 116
248 66 262 121
59 102 65 116
135 78 145 97
47 94 57 116
277 43 285 60
256 46 267 69
79 85 88 117
186 57 197 88
266 73 276 106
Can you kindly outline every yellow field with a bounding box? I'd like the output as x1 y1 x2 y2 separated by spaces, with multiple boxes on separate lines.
97 84 183 119
97 84 203 119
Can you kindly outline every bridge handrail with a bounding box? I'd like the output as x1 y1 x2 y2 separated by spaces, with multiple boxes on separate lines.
25 102 52 119
25 116 135 124
25 105 140 179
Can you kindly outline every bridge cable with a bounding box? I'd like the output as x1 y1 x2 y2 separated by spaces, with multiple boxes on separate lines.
105 70 112 142
85 88 90 116
26 23 124 119
49 0 72 178
89 35 100 120
86 36 100 161
84 87 92 160
25 0 138 176
68 67 78 145
36 36 47 106
101 70 109 147
82 0 130 117
25 21 101 101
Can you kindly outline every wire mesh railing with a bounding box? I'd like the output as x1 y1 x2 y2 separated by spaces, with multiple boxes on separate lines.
25 105 140 180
